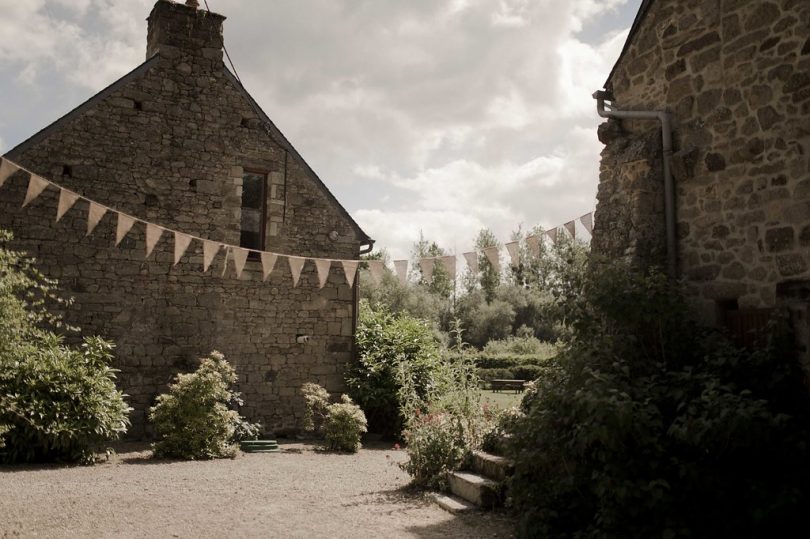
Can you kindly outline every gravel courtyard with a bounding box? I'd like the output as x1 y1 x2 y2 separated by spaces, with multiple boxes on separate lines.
0 442 514 538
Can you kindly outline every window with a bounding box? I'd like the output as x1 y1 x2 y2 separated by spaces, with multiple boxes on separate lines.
240 171 267 251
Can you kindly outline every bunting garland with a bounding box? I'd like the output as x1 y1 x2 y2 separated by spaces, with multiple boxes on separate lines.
0 156 596 291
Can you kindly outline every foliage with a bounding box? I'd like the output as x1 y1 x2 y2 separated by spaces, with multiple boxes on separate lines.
0 230 130 464
323 394 368 453
481 404 523 455
301 382 331 435
506 262 810 538
482 336 558 357
346 300 444 437
149 351 259 460
477 365 544 382
399 320 486 488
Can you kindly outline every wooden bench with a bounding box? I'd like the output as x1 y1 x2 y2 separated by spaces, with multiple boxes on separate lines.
490 379 527 393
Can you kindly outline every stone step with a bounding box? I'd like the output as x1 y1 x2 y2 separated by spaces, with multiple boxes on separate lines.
470 450 513 482
241 448 281 453
431 493 477 514
448 471 502 508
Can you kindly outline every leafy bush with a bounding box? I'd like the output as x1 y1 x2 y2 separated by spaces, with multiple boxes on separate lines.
0 230 130 464
347 300 445 437
507 263 810 538
477 367 516 381
399 410 471 489
511 365 543 381
481 404 523 455
301 382 331 435
149 351 259 460
323 394 368 453
482 335 557 356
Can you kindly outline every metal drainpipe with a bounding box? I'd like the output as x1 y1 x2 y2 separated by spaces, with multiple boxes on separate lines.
593 90 677 278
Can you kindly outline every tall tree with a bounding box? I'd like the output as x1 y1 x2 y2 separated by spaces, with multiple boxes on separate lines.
473 228 501 303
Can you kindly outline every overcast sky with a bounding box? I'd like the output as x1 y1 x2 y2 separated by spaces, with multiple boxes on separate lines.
0 0 637 259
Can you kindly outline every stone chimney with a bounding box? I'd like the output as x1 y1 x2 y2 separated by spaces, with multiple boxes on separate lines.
146 0 226 63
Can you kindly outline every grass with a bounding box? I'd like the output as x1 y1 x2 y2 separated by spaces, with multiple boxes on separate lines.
481 389 523 411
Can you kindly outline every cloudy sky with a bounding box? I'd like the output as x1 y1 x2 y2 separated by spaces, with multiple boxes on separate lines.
0 0 637 259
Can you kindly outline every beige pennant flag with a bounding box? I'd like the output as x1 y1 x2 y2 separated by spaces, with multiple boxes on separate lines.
116 214 136 245
506 241 520 267
174 232 193 265
341 260 359 287
56 189 79 222
440 255 456 276
394 260 408 285
232 247 249 278
419 258 435 283
315 259 332 289
86 202 108 236
526 235 541 258
22 174 49 207
145 224 163 259
0 158 20 188
261 252 278 281
288 256 306 287
580 212 594 234
546 227 558 244
483 246 500 272
203 240 221 272
564 220 576 239
367 260 385 285
463 252 478 274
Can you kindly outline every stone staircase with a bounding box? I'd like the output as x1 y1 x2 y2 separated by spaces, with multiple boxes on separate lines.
433 450 513 513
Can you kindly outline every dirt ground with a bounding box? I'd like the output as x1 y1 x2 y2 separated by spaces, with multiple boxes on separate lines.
0 441 514 538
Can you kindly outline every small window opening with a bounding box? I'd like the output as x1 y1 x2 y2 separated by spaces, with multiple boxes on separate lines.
240 171 267 254
62 165 72 178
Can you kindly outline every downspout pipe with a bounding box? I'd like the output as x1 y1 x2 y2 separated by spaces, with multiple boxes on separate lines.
593 90 677 278
359 239 376 255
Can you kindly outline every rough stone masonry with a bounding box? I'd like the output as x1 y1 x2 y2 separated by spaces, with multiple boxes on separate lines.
592 0 810 346
0 0 372 437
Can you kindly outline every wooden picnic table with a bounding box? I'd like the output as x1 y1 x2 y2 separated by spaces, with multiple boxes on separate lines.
490 379 527 393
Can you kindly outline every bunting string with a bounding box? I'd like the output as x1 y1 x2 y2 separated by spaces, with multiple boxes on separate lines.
0 156 596 289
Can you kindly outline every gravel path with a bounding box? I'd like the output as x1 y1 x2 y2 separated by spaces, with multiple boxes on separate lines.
0 442 514 538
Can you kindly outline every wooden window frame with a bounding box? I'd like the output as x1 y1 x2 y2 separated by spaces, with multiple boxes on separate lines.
240 169 268 256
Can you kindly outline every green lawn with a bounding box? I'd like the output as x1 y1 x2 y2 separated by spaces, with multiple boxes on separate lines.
481 389 524 411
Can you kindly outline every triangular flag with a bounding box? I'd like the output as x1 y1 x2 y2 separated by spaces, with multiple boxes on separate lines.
463 252 478 274
419 258 435 283
546 228 558 244
203 240 221 272
174 232 193 265
506 241 520 267
56 189 79 222
0 158 20 188
288 256 306 287
440 255 456 276
315 259 332 289
394 260 408 285
526 235 541 258
22 174 49 207
341 260 359 287
145 224 163 259
580 212 594 234
232 247 249 278
483 246 500 272
261 252 278 281
367 260 385 285
116 214 136 245
86 202 107 236
564 221 576 239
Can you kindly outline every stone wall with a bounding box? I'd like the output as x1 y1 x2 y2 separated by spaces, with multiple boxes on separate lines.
0 0 368 436
594 0 810 324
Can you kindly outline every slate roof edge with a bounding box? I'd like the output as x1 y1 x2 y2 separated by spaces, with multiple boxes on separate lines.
603 0 656 90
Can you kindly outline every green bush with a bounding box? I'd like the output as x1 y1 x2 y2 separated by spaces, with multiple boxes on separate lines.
399 410 470 489
0 230 130 464
477 367 516 381
482 335 557 356
347 300 445 437
301 382 331 435
507 263 810 538
454 352 554 369
149 351 259 460
323 394 368 453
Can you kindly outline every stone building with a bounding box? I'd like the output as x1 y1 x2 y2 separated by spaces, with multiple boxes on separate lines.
0 0 373 436
592 0 809 351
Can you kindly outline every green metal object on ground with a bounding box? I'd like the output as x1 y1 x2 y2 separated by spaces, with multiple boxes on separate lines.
239 440 280 453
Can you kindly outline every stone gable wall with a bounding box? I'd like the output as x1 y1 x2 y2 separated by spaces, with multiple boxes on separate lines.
594 0 810 323
0 1 365 436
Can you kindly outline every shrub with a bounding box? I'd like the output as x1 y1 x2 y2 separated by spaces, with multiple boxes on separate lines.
507 263 810 538
323 395 368 453
483 335 557 357
301 382 331 435
399 410 470 489
149 351 259 460
511 365 543 381
347 300 444 436
0 230 130 464
477 367 515 381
